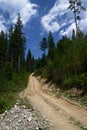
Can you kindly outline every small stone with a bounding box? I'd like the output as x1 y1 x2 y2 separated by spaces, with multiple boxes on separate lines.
2 113 5 116
32 107 35 110
1 122 5 126
4 126 10 130
14 115 18 119
23 115 27 119
18 119 22 123
14 104 17 108
16 102 19 105
22 105 26 108
5 118 9 122
27 117 31 122
36 127 39 130
5 110 8 113
83 126 87 129
10 110 14 114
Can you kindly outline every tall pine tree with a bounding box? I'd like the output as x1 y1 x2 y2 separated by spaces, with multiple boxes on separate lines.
48 31 55 60
26 49 34 73
40 37 48 55
11 13 26 71
0 31 7 72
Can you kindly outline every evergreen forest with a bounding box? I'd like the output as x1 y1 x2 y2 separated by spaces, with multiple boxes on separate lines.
0 0 87 113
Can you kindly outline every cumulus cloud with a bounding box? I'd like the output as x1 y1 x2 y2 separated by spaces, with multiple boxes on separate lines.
41 0 69 33
79 18 87 33
0 0 38 31
41 0 87 36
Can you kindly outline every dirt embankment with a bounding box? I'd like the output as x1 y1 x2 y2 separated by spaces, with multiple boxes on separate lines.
21 74 87 130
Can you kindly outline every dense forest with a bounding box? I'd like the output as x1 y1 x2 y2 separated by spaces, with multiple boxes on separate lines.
35 30 87 95
0 13 34 76
0 0 87 113
0 14 26 74
34 0 87 97
0 14 30 113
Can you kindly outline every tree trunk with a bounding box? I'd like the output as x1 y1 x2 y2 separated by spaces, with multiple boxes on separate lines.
11 53 13 68
18 55 20 71
44 49 46 56
74 8 78 37
0 57 2 72
1 59 4 72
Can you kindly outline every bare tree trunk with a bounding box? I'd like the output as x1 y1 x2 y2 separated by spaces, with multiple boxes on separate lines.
74 8 78 37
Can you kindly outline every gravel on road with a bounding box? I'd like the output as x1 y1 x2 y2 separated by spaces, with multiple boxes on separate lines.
0 103 54 130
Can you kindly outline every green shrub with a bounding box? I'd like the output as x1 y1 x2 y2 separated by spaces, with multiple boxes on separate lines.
0 97 13 113
63 73 87 94
0 71 29 113
73 73 87 95
63 77 74 89
3 62 13 80
74 73 87 89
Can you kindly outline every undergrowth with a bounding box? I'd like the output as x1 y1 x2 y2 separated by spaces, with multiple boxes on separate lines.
0 71 29 113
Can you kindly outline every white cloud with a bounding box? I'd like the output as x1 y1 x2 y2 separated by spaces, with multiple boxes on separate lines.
79 18 87 33
0 0 38 31
20 3 38 25
0 15 6 32
41 0 69 33
60 23 75 36
41 0 87 36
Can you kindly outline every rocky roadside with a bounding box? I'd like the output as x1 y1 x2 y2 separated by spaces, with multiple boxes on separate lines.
0 103 54 130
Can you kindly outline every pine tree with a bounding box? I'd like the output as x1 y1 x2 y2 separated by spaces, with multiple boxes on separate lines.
12 13 26 71
48 31 55 60
40 37 48 55
0 31 7 72
27 49 32 72
26 49 34 73
8 26 14 67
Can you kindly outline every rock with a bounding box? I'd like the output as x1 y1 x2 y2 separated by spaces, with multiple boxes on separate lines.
14 105 17 108
27 114 32 122
10 110 14 114
36 127 39 130
0 103 54 130
16 102 19 105
83 126 87 129
22 105 26 109
23 115 27 119
14 115 18 119
32 107 35 110
18 119 22 123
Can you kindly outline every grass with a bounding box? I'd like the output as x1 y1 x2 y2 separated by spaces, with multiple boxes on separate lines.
69 117 87 130
0 71 29 113
53 87 87 107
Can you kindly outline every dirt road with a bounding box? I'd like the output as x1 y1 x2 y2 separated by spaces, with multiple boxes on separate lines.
21 74 87 130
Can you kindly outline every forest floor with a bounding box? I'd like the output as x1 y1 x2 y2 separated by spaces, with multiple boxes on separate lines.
21 74 87 130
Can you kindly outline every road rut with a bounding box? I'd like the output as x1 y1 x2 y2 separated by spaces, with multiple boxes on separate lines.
22 74 87 130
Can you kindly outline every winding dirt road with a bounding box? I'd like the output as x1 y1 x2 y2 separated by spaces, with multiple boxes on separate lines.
21 74 87 130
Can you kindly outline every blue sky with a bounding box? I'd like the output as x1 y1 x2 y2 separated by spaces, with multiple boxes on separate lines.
0 0 87 59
